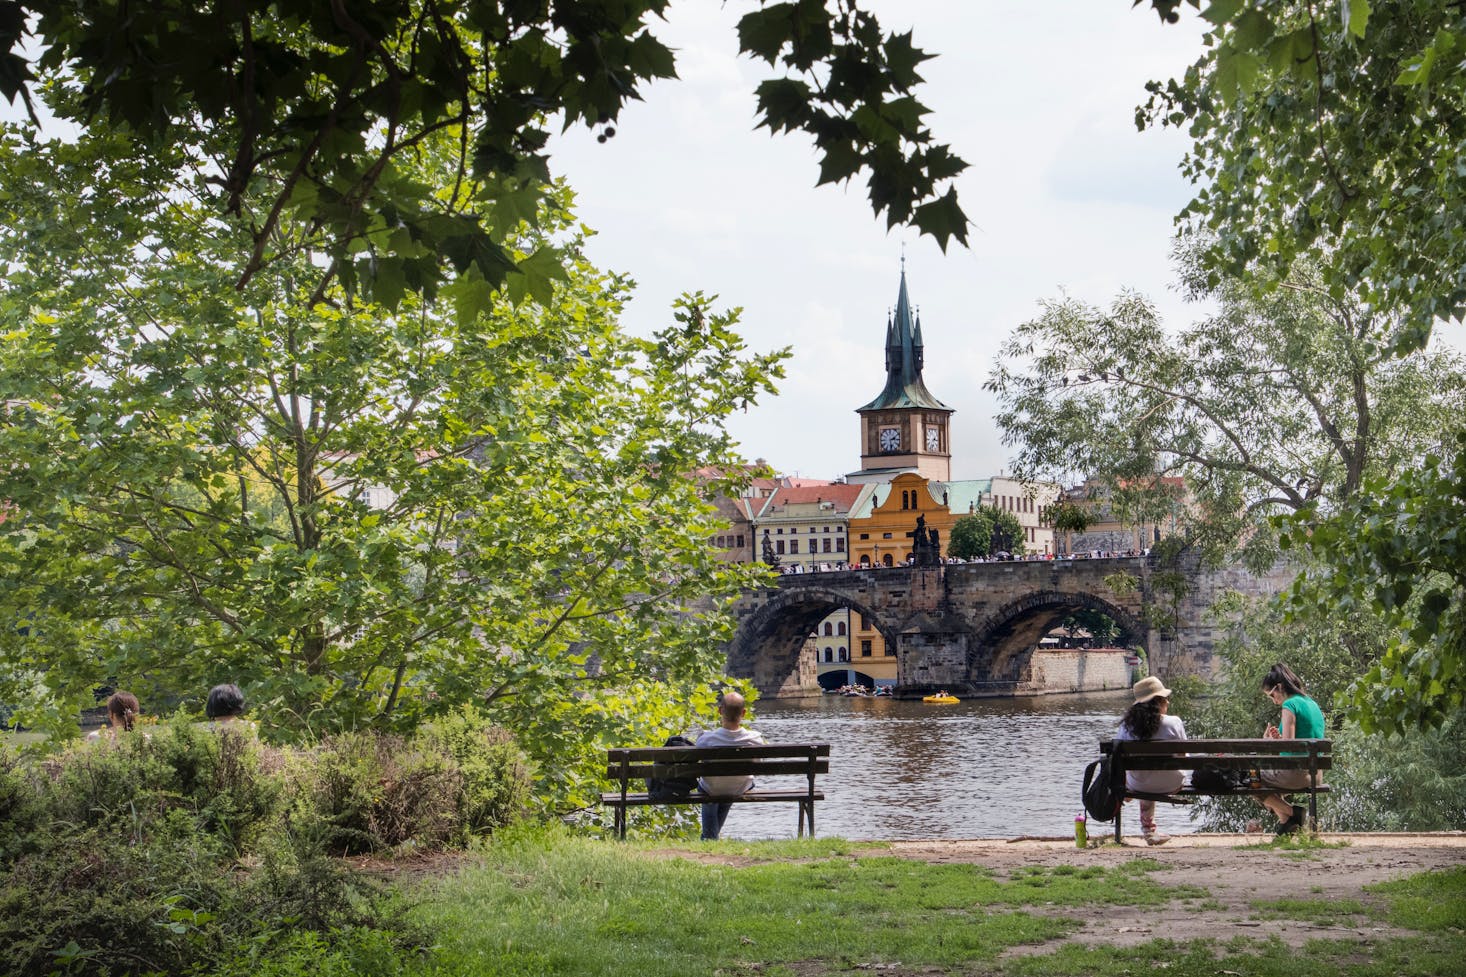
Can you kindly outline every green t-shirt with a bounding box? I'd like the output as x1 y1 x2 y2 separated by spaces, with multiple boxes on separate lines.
1282 694 1325 744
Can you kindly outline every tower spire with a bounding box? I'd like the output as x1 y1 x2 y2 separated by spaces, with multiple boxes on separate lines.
857 263 949 413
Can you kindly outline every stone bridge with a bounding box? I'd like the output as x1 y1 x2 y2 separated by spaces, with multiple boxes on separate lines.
726 553 1291 699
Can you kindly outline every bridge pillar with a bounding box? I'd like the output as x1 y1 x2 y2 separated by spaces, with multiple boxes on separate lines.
749 636 823 699
894 630 974 698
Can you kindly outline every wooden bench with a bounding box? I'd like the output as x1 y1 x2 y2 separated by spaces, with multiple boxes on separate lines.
602 743 829 840
1099 738 1332 842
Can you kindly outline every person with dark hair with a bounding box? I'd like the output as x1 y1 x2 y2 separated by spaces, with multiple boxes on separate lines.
205 683 247 723
1256 663 1326 834
87 691 142 742
1116 675 1187 846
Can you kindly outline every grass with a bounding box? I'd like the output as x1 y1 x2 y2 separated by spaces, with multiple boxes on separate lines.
1366 866 1466 932
337 828 1466 977
1249 896 1369 924
407 829 1197 976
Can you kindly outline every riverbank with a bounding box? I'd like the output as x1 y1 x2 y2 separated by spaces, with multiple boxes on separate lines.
397 831 1466 976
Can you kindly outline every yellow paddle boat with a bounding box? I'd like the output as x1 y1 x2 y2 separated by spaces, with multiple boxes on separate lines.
922 693 959 704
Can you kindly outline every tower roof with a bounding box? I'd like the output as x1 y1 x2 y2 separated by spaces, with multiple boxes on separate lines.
856 265 952 413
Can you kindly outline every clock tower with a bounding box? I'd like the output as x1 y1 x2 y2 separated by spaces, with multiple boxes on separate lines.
850 265 954 482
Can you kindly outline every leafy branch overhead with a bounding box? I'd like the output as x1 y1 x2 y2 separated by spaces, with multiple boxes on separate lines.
0 0 970 312
1135 0 1466 348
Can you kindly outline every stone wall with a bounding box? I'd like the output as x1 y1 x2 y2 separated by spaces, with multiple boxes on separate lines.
1020 649 1133 695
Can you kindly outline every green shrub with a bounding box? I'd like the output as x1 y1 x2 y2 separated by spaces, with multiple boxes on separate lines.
0 750 41 857
293 731 463 854
0 817 417 977
418 709 530 837
42 719 283 852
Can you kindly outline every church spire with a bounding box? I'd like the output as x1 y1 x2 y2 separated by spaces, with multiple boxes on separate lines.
857 265 950 413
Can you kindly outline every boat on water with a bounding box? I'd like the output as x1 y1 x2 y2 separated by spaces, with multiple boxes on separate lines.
922 694 959 704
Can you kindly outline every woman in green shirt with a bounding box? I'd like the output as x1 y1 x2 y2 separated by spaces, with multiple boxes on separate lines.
1257 663 1326 834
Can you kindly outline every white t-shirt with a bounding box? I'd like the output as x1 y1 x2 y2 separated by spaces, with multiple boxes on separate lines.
695 725 766 796
1116 713 1187 794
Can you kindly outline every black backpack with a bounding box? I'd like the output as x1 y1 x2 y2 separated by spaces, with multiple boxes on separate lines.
1081 756 1122 822
646 735 699 800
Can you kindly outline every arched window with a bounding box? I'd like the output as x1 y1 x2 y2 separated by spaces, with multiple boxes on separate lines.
859 554 871 566
823 622 833 636
838 648 848 662
837 621 846 636
882 553 894 567
823 648 833 662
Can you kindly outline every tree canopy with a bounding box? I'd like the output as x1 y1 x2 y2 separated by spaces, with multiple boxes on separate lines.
0 126 782 805
1141 0 1466 349
0 0 969 314
987 246 1466 568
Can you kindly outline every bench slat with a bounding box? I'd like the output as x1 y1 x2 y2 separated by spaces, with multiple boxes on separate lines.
1107 756 1332 771
607 744 830 762
599 789 825 808
1101 738 1331 755
604 759 831 779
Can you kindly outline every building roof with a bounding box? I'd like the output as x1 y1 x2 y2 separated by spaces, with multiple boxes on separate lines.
759 482 868 516
855 266 952 414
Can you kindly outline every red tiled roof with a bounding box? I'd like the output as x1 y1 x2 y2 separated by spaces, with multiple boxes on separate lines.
765 483 865 511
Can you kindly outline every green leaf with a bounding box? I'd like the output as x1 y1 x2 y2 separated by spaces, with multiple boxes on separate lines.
1344 0 1371 39
1201 0 1244 27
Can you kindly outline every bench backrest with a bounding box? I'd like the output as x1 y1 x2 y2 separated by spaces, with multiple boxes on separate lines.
606 743 830 782
1100 738 1332 771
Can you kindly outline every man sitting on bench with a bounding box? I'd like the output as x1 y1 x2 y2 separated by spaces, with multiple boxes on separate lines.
696 691 765 840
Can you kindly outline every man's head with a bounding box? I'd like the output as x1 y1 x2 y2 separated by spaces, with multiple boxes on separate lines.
718 691 747 727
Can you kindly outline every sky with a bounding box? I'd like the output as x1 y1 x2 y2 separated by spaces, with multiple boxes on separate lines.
546 1 1214 482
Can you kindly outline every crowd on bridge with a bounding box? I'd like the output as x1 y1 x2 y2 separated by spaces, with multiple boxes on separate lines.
775 549 1152 574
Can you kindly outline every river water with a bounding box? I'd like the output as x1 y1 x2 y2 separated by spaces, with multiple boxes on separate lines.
716 691 1159 841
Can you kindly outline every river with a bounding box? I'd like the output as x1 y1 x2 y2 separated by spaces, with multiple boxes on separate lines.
715 691 1160 841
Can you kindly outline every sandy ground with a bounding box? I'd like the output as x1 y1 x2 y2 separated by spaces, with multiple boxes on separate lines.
880 833 1466 954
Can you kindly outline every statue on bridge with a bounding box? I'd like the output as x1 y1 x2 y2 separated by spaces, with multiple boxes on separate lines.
909 514 942 567
761 528 780 568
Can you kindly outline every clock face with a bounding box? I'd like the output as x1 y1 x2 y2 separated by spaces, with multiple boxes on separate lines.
925 427 941 451
879 427 901 452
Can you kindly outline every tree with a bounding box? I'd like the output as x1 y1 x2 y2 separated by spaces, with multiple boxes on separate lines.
0 127 783 807
946 512 992 561
985 247 1466 567
1140 0 1466 349
0 0 968 313
985 505 1025 557
1133 1 1466 736
1281 440 1466 735
1045 498 1093 556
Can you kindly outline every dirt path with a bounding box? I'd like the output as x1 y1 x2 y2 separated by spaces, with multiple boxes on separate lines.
882 833 1466 954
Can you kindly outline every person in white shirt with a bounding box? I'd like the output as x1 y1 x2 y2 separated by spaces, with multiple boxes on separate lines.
695 691 765 840
1115 675 1187 846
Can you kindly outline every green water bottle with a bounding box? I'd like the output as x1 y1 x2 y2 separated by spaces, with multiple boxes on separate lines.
1074 812 1088 848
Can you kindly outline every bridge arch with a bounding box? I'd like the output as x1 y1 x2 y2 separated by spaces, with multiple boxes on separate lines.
967 589 1147 686
727 585 897 697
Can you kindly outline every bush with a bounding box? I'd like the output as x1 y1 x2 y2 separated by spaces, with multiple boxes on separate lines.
0 717 526 974
0 750 40 858
0 818 416 977
43 719 282 853
418 709 530 837
292 731 464 854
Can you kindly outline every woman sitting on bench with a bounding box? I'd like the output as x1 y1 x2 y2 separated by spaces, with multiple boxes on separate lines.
1116 676 1188 846
1256 663 1326 835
